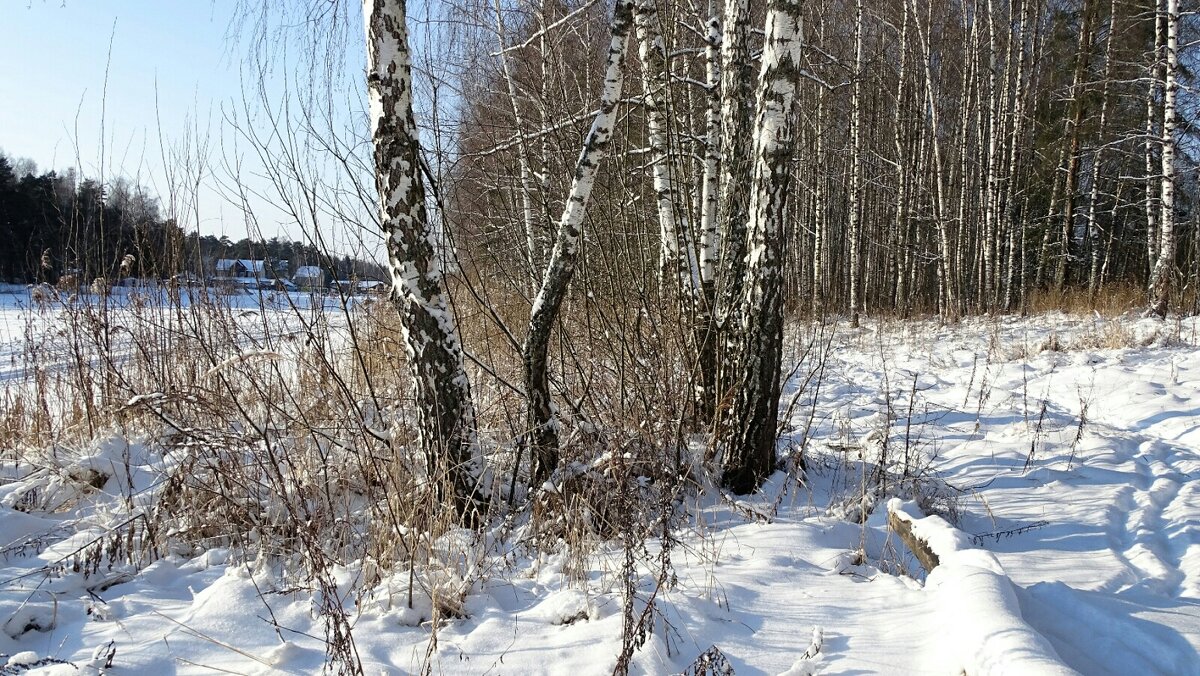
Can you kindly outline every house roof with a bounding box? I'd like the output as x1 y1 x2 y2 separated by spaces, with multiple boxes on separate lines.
215 259 266 273
293 266 323 279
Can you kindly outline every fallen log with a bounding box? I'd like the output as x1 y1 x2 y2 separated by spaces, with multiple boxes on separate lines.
887 508 940 573
886 499 1079 676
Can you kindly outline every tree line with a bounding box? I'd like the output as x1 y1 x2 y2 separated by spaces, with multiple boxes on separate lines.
0 153 384 285
450 0 1199 318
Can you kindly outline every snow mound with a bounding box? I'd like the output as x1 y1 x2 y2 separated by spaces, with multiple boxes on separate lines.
889 499 1078 675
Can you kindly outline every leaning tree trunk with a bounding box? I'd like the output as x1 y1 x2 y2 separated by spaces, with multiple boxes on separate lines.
1149 0 1178 318
524 0 634 486
364 0 480 514
722 0 804 494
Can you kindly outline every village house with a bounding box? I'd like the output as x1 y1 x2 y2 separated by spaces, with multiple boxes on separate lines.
292 265 325 290
214 259 267 280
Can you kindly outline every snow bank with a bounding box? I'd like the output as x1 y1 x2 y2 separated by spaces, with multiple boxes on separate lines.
888 499 1079 676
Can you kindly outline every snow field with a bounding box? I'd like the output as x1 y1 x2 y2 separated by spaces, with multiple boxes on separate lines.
0 291 1198 674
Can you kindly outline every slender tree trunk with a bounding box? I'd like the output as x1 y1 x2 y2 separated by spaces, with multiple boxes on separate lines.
696 5 722 423
1146 3 1165 285
981 0 1005 311
1087 0 1118 296
812 85 827 315
1002 0 1030 311
494 0 541 294
847 0 864 328
634 0 699 297
1054 0 1097 292
524 0 634 485
910 0 956 320
365 0 480 514
712 0 755 415
1149 0 1178 318
891 3 912 317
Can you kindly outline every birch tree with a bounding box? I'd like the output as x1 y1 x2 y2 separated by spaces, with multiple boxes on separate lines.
633 0 699 297
722 0 805 494
1149 0 1179 318
847 0 864 327
364 0 481 513
524 0 634 485
696 6 723 423
710 0 756 419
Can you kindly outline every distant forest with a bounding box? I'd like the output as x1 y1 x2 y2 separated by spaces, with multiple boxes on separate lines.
0 153 385 285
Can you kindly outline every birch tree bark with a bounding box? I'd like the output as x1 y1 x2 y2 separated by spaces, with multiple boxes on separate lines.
494 0 542 294
364 0 481 513
1145 4 1165 276
1148 0 1178 318
524 0 634 485
847 0 864 328
634 0 699 298
910 0 957 320
696 6 722 423
723 0 805 494
1053 0 1097 292
712 0 755 413
1087 0 1118 295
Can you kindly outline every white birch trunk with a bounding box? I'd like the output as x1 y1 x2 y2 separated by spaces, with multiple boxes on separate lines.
523 0 634 483
847 0 864 327
494 0 541 293
1149 0 1178 318
910 0 956 319
696 5 722 423
1146 3 1165 284
1087 0 1118 295
633 0 700 298
723 0 804 494
713 0 754 327
698 10 722 289
364 0 480 512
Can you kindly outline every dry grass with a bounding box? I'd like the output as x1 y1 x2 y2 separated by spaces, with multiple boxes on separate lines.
1025 283 1145 317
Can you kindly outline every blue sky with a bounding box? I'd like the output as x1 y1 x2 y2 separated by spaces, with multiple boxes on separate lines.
2 2 233 183
1 0 378 251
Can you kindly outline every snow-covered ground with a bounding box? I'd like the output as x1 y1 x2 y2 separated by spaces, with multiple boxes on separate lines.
0 292 1198 675
0 284 357 386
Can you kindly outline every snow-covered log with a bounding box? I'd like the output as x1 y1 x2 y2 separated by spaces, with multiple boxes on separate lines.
887 500 1080 676
887 506 940 573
